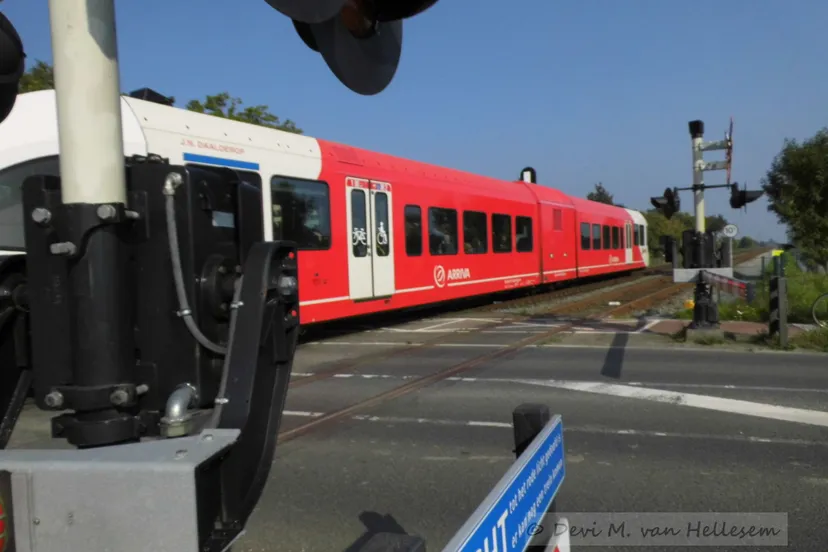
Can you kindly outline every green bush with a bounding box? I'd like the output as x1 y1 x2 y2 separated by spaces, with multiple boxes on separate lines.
675 255 828 324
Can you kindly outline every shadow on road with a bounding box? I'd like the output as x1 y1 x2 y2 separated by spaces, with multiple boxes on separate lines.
343 511 424 552
600 331 630 379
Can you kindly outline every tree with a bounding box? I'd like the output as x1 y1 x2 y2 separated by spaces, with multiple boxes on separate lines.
762 128 828 271
738 236 756 249
705 214 728 234
587 182 614 205
185 93 302 134
17 62 303 134
19 60 54 93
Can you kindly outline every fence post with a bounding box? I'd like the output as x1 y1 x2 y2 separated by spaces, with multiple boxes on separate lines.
769 276 788 347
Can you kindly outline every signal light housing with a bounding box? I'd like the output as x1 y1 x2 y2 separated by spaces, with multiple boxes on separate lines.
0 12 25 124
266 0 441 95
729 182 763 210
650 187 681 219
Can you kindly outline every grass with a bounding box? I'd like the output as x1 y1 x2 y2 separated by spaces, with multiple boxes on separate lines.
669 323 828 352
749 326 828 353
674 255 828 325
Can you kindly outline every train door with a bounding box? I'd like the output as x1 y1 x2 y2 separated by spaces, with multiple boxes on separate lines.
625 222 633 264
346 176 395 300
540 203 576 280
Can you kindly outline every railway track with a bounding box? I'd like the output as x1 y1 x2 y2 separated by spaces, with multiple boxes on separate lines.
279 248 770 445
278 276 675 444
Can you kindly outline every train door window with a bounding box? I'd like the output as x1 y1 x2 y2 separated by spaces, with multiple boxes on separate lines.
271 176 331 250
492 213 512 253
641 225 647 246
553 209 562 231
404 205 422 256
589 224 599 250
626 224 632 249
634 225 640 246
602 225 610 250
0 155 60 250
516 216 533 252
350 189 368 257
612 226 620 249
463 211 487 254
428 207 458 255
580 222 591 250
374 191 390 257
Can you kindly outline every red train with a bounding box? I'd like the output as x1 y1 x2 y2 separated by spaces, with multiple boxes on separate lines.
0 91 650 325
298 149 651 324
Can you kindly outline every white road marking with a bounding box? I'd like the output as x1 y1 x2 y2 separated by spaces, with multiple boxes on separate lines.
636 319 661 333
412 319 469 332
280 411 828 446
290 372 828 395
519 380 828 428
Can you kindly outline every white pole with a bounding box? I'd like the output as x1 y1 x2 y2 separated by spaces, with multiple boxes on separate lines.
48 0 126 205
690 134 705 234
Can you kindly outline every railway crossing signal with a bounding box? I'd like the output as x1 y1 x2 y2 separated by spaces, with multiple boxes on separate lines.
656 118 760 330
650 187 681 219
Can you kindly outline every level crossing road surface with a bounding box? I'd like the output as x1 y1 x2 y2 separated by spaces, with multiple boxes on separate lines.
7 316 828 551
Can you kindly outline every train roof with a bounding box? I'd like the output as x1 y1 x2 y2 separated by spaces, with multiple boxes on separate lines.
317 138 542 204
569 196 642 217
4 91 643 218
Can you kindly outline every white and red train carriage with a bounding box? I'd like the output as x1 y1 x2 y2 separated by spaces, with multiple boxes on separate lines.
0 90 649 325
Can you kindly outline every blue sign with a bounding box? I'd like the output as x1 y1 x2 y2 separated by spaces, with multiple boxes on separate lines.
442 416 565 552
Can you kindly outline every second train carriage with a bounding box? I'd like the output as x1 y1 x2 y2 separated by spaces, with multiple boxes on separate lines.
0 90 649 325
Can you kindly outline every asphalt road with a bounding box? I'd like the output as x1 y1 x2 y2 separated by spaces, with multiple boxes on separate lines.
7 333 828 552
229 341 828 552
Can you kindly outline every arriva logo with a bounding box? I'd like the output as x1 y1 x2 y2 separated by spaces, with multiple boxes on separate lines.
434 265 471 288
609 255 621 264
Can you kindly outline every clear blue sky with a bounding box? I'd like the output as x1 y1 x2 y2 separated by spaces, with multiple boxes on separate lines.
7 0 827 242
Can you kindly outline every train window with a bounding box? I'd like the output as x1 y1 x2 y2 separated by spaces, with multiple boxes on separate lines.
429 207 458 255
463 211 488 254
187 165 262 190
602 225 610 250
634 225 640 246
580 222 590 250
626 225 632 248
612 226 620 249
404 205 422 256
641 225 647 246
516 216 533 252
271 176 331 250
492 214 512 253
350 189 368 258
374 192 390 257
0 156 60 250
591 224 601 250
553 209 563 231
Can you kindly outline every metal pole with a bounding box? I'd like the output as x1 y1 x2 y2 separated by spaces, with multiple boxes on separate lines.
49 0 127 204
46 0 136 447
690 123 705 235
688 120 717 330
